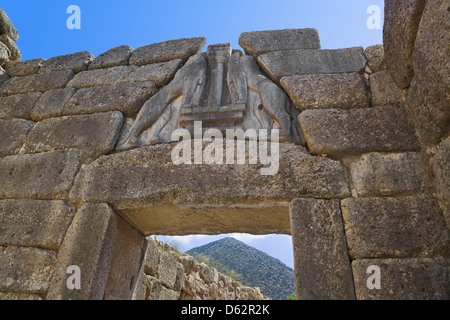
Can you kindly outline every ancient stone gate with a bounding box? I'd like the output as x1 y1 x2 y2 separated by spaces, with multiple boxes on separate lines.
0 1 449 300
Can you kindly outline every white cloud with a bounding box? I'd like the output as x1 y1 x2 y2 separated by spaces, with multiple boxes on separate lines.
229 233 271 243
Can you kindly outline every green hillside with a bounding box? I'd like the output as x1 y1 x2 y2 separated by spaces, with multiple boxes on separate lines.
186 237 296 300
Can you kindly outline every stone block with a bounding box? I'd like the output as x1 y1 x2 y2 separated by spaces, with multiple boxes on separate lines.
158 251 184 290
39 51 94 74
413 0 449 90
46 203 117 300
67 65 135 89
349 152 432 197
146 276 163 300
364 45 386 73
89 45 134 70
290 198 355 300
405 0 450 145
4 58 46 77
0 7 19 42
341 197 449 259
383 0 426 88
69 143 351 235
406 68 450 146
0 34 21 61
239 28 321 57
0 199 75 250
129 59 182 87
67 59 181 89
299 106 421 157
0 149 80 200
281 73 369 111
103 215 147 300
0 92 42 119
257 47 366 82
143 237 161 277
0 41 10 64
0 246 56 294
352 258 449 300
0 70 75 96
0 119 34 157
370 70 404 106
63 82 157 117
431 137 450 227
25 112 124 163
30 88 76 121
129 37 206 66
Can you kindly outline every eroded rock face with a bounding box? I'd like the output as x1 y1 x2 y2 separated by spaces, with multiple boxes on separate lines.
383 0 426 89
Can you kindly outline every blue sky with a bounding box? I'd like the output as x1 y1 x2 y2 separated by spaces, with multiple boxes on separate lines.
1 1 384 269
3 0 383 60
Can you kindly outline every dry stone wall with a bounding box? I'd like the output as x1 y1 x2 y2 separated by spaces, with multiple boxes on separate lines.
0 1 448 300
132 237 267 300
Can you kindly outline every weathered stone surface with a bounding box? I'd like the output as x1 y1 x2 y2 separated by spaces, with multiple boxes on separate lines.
349 152 432 197
431 137 450 227
239 28 321 57
281 73 369 111
257 47 366 82
290 198 355 300
0 41 10 64
0 70 8 88
0 34 20 61
0 199 75 250
383 0 426 88
63 82 157 117
405 0 450 145
39 51 94 74
0 292 43 300
0 7 19 42
47 203 117 300
0 246 56 294
3 58 45 77
341 197 449 259
370 70 404 106
67 65 137 89
69 143 350 235
413 0 449 90
25 112 124 163
67 59 181 89
0 70 75 96
364 45 386 73
352 258 449 300
0 92 42 119
0 149 80 200
406 69 450 146
30 88 76 121
299 106 421 157
146 276 180 300
103 215 147 300
129 59 182 87
0 119 34 157
89 45 134 70
143 236 161 277
158 251 184 291
129 37 206 66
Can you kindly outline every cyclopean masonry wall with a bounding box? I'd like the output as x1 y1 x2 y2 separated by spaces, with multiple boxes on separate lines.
132 237 267 300
0 1 449 300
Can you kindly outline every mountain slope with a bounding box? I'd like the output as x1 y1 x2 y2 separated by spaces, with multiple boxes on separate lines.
186 237 295 300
